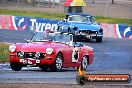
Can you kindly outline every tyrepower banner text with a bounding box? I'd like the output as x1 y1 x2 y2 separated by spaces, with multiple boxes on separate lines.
0 15 59 32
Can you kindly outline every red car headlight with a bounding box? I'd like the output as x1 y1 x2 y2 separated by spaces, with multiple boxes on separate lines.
46 48 53 55
9 45 16 52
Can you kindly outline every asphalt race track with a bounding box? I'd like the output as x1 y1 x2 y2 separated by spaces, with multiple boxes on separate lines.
0 30 132 85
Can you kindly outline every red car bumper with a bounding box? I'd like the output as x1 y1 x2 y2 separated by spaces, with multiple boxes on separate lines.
9 53 56 66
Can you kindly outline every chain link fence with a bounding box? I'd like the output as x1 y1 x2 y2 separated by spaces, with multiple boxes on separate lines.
0 0 132 19
85 0 132 19
0 0 65 7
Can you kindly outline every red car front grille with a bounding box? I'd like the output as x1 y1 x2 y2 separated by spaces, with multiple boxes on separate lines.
17 52 45 59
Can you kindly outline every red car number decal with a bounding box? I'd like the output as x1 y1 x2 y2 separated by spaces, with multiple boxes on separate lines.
72 47 79 62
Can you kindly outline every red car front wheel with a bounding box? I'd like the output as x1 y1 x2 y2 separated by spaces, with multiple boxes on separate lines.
39 65 48 71
10 62 22 71
51 54 63 72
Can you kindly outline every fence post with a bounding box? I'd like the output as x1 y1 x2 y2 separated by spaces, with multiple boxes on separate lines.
112 0 114 4
52 0 55 7
37 0 40 7
129 7 132 19
105 0 109 17
17 0 20 7
92 0 94 3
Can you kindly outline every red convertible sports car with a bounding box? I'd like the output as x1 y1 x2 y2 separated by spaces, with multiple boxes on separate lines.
9 32 94 71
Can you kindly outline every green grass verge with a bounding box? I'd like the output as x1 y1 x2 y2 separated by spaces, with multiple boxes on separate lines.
0 9 65 20
96 16 132 25
0 42 9 63
0 9 132 25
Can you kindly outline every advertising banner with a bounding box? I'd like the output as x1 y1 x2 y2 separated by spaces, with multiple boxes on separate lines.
0 15 59 32
100 23 132 39
0 15 132 39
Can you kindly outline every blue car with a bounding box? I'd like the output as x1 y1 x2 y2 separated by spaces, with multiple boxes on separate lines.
57 13 103 43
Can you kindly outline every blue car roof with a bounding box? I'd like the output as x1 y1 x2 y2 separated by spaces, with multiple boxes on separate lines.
67 13 93 17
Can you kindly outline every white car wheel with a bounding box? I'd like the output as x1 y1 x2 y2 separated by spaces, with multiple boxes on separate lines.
55 57 62 71
51 54 63 72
